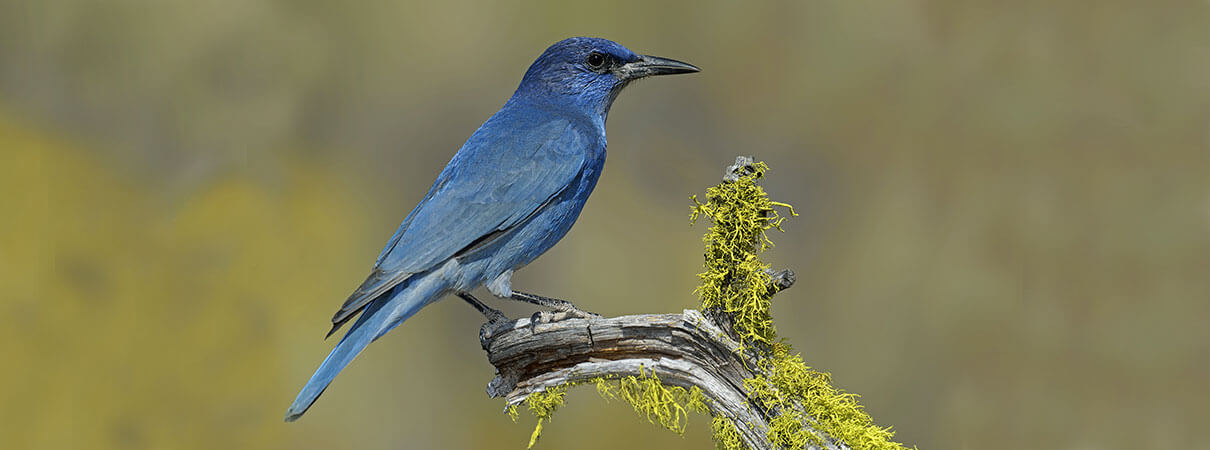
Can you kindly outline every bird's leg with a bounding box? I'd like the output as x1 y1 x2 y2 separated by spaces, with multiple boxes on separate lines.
458 292 513 344
458 292 510 323
510 291 601 321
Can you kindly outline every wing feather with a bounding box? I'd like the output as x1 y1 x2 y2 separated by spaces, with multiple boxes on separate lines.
327 117 591 332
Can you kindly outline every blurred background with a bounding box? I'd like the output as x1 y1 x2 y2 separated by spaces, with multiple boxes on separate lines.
3 0 1208 449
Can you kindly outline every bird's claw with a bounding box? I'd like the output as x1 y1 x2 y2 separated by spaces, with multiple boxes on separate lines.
526 311 572 332
526 307 600 333
528 311 546 333
479 313 512 347
555 305 601 320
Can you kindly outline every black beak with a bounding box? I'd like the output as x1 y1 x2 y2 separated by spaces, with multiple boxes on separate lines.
616 55 700 80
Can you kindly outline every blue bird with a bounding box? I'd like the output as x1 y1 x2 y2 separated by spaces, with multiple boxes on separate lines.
285 37 698 421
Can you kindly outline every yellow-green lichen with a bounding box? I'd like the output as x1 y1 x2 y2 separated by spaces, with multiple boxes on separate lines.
691 160 909 450
764 344 902 450
516 371 713 447
594 369 710 434
711 416 747 450
522 384 569 449
690 160 794 345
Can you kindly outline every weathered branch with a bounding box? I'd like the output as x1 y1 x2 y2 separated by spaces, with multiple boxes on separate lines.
478 270 849 450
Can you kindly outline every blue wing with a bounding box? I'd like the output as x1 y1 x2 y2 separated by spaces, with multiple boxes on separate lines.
327 116 593 333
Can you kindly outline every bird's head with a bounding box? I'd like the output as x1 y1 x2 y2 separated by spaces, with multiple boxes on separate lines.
514 37 699 118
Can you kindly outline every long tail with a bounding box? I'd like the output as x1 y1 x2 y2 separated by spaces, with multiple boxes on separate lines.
284 272 448 422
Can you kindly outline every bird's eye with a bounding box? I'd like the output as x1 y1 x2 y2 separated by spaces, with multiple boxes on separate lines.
585 52 607 70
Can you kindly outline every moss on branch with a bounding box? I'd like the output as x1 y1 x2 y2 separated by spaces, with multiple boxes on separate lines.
505 158 910 450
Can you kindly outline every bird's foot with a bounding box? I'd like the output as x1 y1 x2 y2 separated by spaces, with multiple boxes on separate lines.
459 292 513 345
511 291 601 320
480 318 512 348
526 308 595 326
512 291 600 334
559 305 601 320
526 309 597 335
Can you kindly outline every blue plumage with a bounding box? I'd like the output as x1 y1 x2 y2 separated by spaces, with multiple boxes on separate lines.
286 37 698 422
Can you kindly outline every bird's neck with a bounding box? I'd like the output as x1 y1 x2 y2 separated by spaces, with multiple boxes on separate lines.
506 92 610 130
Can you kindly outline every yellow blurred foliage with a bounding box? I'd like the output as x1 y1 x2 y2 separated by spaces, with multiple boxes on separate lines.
0 113 368 449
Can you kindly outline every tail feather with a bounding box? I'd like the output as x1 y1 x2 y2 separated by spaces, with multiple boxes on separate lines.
285 274 444 422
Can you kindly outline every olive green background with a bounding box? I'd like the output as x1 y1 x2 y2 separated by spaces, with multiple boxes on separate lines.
3 1 1207 449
